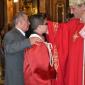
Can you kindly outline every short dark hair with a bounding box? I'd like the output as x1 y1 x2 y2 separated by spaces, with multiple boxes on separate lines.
29 14 45 31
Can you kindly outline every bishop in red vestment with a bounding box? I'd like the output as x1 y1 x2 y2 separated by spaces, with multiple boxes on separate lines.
47 21 69 85
64 18 84 85
47 18 84 85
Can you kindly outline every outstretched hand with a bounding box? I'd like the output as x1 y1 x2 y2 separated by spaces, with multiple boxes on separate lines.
29 37 44 45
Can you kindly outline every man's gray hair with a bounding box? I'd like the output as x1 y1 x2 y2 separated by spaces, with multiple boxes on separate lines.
13 11 27 26
69 0 85 6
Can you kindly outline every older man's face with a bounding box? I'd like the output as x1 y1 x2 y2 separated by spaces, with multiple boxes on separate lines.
70 4 85 18
79 3 85 12
20 14 30 32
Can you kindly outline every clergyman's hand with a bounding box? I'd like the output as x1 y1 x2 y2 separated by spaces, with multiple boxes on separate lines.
53 48 59 72
29 37 43 45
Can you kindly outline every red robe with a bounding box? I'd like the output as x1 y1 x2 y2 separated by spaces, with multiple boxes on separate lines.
47 19 84 85
54 23 69 85
47 20 58 46
24 42 56 85
65 18 84 85
47 21 69 85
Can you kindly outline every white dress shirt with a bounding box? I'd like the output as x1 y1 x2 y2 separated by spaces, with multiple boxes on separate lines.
16 27 25 36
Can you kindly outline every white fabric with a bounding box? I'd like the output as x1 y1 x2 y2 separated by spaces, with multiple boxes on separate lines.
29 34 53 67
79 25 85 63
79 26 85 39
16 27 25 36
29 34 43 40
79 26 85 85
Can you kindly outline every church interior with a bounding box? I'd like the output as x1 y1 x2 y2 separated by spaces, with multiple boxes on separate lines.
0 0 84 85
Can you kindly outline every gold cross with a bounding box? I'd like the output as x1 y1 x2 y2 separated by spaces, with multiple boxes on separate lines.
73 32 79 41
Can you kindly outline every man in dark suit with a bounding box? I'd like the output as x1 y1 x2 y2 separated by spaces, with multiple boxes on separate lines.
3 11 42 85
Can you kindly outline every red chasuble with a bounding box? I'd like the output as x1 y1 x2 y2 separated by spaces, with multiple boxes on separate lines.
47 20 58 46
47 21 69 85
47 18 84 85
54 23 69 85
24 41 56 85
65 19 84 85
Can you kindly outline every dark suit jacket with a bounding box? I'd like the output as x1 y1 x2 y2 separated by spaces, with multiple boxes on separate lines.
3 28 31 85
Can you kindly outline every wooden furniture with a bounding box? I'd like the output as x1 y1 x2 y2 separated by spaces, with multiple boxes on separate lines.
45 0 69 22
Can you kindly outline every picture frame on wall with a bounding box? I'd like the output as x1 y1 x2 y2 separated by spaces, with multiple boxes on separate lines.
39 0 46 13
56 3 64 22
23 0 32 3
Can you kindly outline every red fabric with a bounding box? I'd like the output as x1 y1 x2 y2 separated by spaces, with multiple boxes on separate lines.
47 20 58 46
65 36 83 85
64 18 84 85
24 42 56 85
53 23 69 85
47 19 84 85
47 21 69 85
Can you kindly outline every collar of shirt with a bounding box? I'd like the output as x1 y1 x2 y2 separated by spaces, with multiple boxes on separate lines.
29 33 53 66
29 34 43 40
16 27 25 36
79 25 85 39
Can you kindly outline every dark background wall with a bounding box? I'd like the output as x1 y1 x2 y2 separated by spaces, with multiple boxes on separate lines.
0 0 4 31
